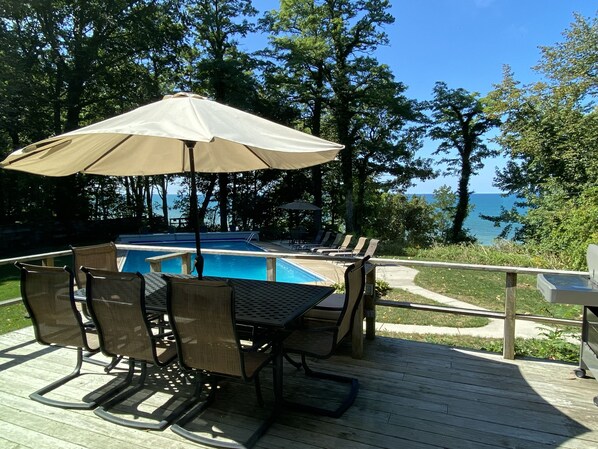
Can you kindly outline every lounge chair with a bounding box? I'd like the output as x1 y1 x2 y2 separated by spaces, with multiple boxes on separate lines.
325 236 368 256
316 234 353 254
333 238 379 259
82 268 187 430
14 262 120 409
310 232 344 252
282 256 368 418
165 277 276 448
298 230 331 250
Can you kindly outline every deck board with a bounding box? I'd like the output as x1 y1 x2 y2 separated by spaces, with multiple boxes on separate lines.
1 326 598 449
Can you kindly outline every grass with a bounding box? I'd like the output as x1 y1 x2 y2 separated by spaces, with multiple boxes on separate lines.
378 288 489 327
379 330 580 363
414 267 583 320
0 303 30 335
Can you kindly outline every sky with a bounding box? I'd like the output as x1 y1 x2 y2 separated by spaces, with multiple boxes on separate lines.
256 0 596 194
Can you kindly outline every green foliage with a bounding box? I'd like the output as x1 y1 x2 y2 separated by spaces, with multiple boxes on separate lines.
407 240 574 270
521 186 598 270
366 192 439 251
375 279 391 298
486 14 598 260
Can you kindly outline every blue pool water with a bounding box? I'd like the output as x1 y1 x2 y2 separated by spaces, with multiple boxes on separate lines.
121 240 322 284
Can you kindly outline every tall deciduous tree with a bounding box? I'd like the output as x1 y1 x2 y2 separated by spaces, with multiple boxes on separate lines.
428 82 499 243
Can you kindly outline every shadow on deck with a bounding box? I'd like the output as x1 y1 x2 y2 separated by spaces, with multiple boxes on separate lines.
1 327 597 448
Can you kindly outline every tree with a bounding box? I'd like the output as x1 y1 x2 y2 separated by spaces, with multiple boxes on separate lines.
486 12 597 267
264 0 422 234
0 0 185 225
428 82 499 243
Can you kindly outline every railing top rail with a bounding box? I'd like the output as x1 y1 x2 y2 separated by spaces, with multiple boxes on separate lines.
0 244 587 277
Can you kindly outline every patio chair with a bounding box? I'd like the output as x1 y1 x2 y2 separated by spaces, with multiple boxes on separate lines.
310 232 344 252
73 242 165 328
165 277 276 449
71 242 119 289
83 268 186 430
282 256 368 418
14 262 122 410
316 234 354 254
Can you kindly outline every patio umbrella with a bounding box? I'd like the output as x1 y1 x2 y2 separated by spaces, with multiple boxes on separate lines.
1 92 343 278
279 201 321 242
279 200 321 211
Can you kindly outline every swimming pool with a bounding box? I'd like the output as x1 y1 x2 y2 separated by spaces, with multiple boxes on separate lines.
121 239 323 284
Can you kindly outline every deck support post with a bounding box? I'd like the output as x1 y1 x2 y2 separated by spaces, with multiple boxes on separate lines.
364 265 377 341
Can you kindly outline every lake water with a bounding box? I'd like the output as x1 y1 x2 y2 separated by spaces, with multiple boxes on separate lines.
414 193 523 245
154 193 521 246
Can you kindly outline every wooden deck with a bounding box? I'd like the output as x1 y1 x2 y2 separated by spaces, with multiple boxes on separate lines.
2 326 598 448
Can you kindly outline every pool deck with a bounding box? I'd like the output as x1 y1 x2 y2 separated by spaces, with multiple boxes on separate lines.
257 240 348 285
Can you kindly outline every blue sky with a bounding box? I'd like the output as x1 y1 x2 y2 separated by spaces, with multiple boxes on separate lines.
256 1 596 194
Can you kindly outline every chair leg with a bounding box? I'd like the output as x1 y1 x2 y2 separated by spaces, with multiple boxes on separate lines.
171 378 275 449
283 353 303 370
29 348 93 409
93 360 197 431
30 348 131 410
282 354 359 418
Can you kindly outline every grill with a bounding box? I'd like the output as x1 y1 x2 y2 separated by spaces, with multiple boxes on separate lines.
537 244 598 405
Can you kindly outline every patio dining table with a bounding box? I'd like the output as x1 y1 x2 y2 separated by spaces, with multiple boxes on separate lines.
141 272 334 329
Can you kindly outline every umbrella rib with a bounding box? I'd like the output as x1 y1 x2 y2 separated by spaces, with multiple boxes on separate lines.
242 144 272 169
2 140 65 166
82 135 134 172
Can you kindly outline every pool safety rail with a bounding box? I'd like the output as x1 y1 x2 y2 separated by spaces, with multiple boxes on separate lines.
117 231 260 245
0 245 587 361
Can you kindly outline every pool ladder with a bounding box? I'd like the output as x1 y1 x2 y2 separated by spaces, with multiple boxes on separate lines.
246 232 257 242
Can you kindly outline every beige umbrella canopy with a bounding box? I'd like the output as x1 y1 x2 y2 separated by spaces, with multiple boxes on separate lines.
1 93 343 277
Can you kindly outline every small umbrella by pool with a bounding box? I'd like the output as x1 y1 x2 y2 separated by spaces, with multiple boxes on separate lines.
1 93 343 277
279 200 321 211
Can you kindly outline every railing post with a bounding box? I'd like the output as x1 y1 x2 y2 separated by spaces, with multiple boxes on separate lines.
181 253 192 275
42 257 54 267
365 265 377 341
504 272 517 360
266 257 276 282
149 261 162 272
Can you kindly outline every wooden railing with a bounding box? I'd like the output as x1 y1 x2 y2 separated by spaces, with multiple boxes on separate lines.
0 244 586 360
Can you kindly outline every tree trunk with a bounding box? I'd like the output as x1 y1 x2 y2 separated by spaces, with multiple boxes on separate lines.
311 64 325 231
144 177 153 224
218 173 228 231
451 154 471 242
159 176 169 226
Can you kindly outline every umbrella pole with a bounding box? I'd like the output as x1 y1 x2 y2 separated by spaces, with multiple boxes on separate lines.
187 142 204 279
